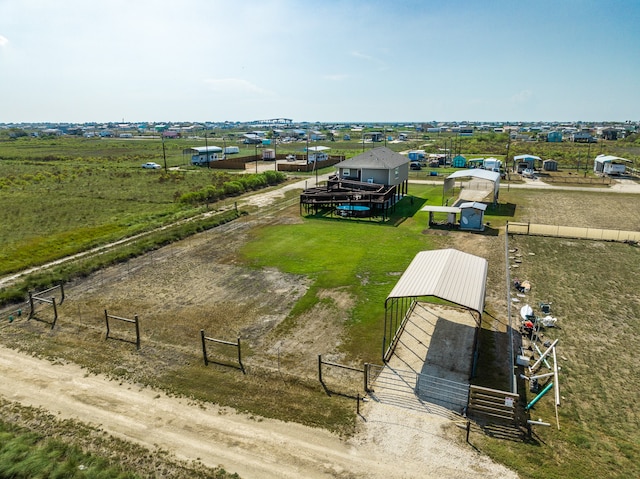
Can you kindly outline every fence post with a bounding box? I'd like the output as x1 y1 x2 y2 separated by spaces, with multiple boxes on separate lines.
200 329 208 366
364 363 369 392
318 354 323 384
357 393 361 415
28 292 34 319
466 420 471 443
59 283 65 304
51 298 57 330
134 314 140 350
237 338 245 374
104 310 110 339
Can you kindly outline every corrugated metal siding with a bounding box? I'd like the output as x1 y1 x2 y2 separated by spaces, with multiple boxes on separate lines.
387 249 487 314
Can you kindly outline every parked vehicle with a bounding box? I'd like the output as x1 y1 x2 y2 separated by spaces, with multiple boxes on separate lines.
142 162 161 169
410 162 422 170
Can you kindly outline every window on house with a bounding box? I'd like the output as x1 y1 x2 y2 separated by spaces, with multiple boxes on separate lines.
343 168 350 176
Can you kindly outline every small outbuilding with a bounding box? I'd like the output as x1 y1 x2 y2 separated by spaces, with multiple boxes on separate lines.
542 159 558 171
452 155 467 168
593 155 631 175
262 149 276 160
459 202 487 231
513 154 541 172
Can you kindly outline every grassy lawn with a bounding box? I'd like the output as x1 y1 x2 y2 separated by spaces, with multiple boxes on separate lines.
241 185 442 362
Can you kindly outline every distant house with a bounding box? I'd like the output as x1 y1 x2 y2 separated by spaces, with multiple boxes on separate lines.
162 131 180 139
601 129 618 141
547 131 563 143
336 146 409 189
300 147 409 218
571 131 596 143
310 130 326 141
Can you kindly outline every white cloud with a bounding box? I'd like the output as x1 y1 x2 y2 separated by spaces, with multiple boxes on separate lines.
0 35 9 47
203 78 272 96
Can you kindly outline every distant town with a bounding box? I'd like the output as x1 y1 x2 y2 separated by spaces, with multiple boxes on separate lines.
1 119 637 143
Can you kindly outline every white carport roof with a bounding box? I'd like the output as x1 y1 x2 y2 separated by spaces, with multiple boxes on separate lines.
446 169 500 182
594 154 632 163
386 249 488 316
444 169 500 203
190 146 223 153
514 154 541 161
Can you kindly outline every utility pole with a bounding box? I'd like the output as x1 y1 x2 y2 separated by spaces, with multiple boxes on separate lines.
505 133 512 172
162 136 167 173
204 132 209 168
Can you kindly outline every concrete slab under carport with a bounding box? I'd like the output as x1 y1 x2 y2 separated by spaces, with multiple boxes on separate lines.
390 303 476 382
372 303 477 415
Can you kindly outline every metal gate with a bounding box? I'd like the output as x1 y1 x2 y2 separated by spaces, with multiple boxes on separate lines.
367 364 469 416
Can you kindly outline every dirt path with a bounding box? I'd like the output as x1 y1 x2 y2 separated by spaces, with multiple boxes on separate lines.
0 345 516 478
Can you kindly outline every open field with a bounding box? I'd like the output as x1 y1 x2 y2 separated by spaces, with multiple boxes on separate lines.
1 136 640 477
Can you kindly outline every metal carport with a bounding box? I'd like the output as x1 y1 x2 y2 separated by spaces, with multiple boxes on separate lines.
444 169 501 204
382 249 488 366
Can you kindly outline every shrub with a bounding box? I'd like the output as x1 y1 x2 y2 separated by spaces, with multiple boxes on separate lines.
222 181 244 196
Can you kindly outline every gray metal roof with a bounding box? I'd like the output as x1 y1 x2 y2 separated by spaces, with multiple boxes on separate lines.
190 146 223 153
386 249 487 315
336 147 408 170
446 169 500 182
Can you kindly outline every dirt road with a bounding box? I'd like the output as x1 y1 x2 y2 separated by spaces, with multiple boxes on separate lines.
0 345 516 478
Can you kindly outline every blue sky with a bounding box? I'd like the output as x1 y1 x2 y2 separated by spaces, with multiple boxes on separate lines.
1 0 638 123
